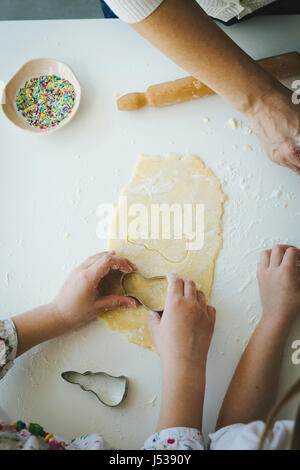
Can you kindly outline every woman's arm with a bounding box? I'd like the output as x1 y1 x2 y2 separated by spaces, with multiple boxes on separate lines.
131 0 276 114
216 245 300 429
126 0 300 173
12 251 138 357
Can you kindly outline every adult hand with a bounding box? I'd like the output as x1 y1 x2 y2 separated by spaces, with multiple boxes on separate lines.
247 84 300 173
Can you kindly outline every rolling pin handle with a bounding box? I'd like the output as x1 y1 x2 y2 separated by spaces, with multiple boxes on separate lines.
117 92 147 111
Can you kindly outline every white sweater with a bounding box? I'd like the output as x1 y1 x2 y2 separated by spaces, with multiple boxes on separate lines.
105 0 277 23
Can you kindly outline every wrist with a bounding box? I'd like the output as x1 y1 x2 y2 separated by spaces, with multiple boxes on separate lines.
47 301 74 333
161 357 207 385
161 348 208 367
244 79 288 119
12 303 70 357
259 312 293 337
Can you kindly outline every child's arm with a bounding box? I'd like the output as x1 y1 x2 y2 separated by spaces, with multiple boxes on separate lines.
217 245 300 429
149 273 215 431
12 251 138 357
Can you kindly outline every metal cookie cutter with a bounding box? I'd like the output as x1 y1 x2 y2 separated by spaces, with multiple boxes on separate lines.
61 371 128 407
120 271 167 315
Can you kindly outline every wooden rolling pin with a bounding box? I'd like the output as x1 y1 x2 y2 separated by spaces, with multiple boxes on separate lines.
117 51 300 111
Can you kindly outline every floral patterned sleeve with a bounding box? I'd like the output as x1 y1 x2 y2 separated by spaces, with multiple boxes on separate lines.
0 322 205 451
142 427 205 450
0 319 18 380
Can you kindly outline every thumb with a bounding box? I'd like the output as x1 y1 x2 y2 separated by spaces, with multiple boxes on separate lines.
96 295 138 313
148 310 161 339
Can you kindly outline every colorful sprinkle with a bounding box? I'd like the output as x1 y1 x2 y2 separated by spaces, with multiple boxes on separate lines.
16 75 76 129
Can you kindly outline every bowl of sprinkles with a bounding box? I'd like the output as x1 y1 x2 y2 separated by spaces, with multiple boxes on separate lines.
2 58 81 133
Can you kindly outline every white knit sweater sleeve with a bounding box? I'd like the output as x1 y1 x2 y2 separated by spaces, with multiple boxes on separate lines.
104 0 277 23
104 0 164 23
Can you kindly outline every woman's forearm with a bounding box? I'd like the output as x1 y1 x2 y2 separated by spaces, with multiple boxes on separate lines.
131 0 279 115
216 317 292 429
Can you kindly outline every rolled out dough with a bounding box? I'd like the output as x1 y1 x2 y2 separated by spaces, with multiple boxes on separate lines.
100 154 226 351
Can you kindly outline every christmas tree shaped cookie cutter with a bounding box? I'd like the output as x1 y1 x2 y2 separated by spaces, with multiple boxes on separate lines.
61 370 128 407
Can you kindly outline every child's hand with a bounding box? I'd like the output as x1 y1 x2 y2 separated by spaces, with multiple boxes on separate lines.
149 273 216 370
258 245 300 325
149 274 215 431
13 251 139 356
52 251 138 329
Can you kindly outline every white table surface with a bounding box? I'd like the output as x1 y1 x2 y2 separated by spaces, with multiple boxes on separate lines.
0 16 300 449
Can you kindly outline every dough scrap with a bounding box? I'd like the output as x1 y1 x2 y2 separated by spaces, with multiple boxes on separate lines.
100 154 226 351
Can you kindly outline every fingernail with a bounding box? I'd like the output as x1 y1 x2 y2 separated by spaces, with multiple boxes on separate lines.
123 266 132 273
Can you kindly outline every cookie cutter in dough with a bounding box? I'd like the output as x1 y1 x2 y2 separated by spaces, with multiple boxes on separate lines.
61 370 128 407
120 271 167 315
